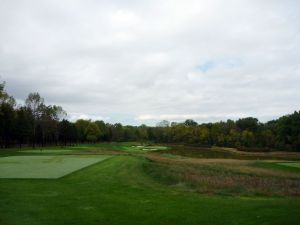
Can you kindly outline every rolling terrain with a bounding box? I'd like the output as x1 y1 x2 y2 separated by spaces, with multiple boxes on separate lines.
0 143 300 225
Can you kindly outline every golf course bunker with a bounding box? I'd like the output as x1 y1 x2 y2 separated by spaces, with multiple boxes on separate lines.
143 148 158 151
0 155 111 179
133 145 169 151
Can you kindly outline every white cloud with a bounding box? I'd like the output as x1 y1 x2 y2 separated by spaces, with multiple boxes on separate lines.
1 0 300 125
136 113 249 121
68 112 109 122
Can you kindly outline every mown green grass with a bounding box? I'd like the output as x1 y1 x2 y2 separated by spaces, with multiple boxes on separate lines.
0 155 111 178
1 155 300 225
0 143 300 225
19 149 75 154
0 143 168 157
253 161 300 172
83 142 169 152
278 162 300 169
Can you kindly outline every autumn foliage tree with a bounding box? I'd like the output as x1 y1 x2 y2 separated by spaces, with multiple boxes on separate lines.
0 81 299 151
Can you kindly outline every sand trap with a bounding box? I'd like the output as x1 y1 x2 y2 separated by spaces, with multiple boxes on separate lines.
143 148 158 151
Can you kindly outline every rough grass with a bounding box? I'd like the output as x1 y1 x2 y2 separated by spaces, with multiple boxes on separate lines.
163 144 300 160
0 155 111 178
144 154 300 196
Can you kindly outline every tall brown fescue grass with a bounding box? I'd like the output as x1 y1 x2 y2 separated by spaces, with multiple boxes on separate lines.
144 154 300 196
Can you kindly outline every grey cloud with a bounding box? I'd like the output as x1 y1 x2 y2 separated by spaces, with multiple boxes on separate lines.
1 0 300 125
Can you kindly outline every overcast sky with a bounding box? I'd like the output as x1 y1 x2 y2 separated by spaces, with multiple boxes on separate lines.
1 0 300 125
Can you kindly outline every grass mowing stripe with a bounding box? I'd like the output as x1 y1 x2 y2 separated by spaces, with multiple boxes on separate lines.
0 155 112 179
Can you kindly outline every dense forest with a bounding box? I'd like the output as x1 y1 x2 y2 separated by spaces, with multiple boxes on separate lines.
0 82 299 151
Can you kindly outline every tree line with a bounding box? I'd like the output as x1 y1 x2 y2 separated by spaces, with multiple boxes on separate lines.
0 82 299 151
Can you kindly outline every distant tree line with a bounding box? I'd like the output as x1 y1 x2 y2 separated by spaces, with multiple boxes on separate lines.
0 82 299 151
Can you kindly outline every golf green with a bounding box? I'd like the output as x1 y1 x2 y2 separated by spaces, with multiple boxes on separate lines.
0 155 112 179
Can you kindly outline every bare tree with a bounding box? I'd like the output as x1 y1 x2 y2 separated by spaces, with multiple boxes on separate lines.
25 93 44 148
